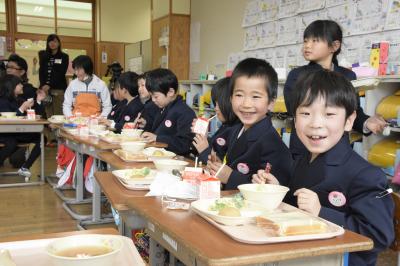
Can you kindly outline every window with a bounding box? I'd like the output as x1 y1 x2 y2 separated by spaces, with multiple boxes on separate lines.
16 0 55 34
0 0 5 31
56 0 92 38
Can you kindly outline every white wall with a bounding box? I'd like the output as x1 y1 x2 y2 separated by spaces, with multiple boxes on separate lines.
190 0 247 79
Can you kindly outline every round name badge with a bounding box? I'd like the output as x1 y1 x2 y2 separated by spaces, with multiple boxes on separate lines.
165 120 172 128
328 191 346 207
216 137 226 146
124 115 130 121
237 163 249 174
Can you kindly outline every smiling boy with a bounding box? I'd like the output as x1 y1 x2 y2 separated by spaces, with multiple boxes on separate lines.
253 69 394 266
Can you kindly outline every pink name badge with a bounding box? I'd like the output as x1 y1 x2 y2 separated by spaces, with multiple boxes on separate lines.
193 118 209 135
328 191 346 207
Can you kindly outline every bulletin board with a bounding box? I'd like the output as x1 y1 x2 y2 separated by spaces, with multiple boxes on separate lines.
227 0 400 72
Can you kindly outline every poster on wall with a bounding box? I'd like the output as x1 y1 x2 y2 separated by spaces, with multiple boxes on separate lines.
259 0 279 23
285 45 299 67
325 0 348 8
244 25 258 50
298 0 325 13
385 30 400 67
274 47 286 68
350 0 388 35
296 43 307 66
278 0 299 19
385 0 400 30
242 0 260 27
258 22 276 48
276 17 299 45
326 4 352 36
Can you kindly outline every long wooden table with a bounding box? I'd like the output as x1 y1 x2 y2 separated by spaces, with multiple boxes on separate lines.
126 197 373 266
0 119 49 187
0 228 119 242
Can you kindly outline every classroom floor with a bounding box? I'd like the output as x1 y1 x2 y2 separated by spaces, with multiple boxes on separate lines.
0 147 396 265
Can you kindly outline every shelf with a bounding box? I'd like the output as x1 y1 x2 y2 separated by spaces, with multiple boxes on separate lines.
352 75 400 91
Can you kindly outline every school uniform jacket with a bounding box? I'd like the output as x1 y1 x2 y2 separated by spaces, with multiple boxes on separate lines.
108 99 127 121
114 97 144 132
39 50 69 91
284 62 370 158
224 116 293 190
150 96 196 155
141 99 160 132
198 123 233 164
285 135 394 266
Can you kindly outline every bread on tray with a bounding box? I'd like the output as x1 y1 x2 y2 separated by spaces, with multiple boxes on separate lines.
256 211 328 236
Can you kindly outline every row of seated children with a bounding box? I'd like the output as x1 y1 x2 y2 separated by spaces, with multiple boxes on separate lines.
0 54 47 177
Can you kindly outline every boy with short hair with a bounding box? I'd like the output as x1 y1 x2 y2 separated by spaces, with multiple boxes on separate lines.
141 68 195 155
253 69 394 266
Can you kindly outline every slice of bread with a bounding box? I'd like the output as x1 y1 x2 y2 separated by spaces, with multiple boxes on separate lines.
256 212 328 236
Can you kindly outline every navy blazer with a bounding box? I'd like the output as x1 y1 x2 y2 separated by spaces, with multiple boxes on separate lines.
285 135 394 266
141 99 160 132
108 99 127 121
198 123 234 164
224 116 293 190
114 97 144 132
151 96 196 155
0 96 45 117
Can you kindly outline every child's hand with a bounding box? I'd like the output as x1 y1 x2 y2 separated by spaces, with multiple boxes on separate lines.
191 118 198 132
192 134 209 153
365 115 387 134
98 119 111 126
207 160 232 184
252 170 280 185
36 89 46 102
142 132 157 142
294 188 321 217
137 117 146 129
20 100 33 112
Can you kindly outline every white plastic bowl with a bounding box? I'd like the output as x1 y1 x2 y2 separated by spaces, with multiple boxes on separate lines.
121 129 143 138
45 234 123 266
238 184 289 210
153 159 189 173
120 141 146 154
0 112 17 118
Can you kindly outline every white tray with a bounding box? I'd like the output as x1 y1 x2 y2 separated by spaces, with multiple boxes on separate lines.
113 150 152 163
0 235 145 265
112 169 157 191
191 202 345 244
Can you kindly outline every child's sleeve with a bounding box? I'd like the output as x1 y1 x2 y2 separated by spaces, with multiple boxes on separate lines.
63 86 73 117
319 167 394 252
156 110 196 155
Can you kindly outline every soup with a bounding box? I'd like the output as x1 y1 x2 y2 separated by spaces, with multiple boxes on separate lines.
55 246 112 258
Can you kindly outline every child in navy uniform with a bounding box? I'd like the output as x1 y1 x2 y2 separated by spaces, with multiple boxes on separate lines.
141 68 196 156
284 20 386 159
107 84 126 122
253 70 394 266
207 58 293 190
192 77 237 164
136 73 159 132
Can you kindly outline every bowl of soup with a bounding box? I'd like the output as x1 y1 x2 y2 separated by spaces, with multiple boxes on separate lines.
46 234 123 266
238 184 289 210
153 159 189 173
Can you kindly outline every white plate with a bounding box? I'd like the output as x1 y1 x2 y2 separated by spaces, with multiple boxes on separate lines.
114 176 151 190
112 169 157 185
191 198 266 226
0 235 145 266
113 149 152 163
192 202 345 244
142 147 176 160
0 116 24 121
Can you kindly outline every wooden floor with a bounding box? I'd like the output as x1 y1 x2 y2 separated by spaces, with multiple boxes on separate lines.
0 147 396 265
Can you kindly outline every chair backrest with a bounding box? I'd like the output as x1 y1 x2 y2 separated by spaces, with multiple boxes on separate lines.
391 192 400 251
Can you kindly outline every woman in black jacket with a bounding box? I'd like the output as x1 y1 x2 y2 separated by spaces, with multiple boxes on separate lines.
39 34 69 116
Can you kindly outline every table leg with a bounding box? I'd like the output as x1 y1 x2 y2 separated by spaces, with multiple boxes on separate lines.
40 131 44 183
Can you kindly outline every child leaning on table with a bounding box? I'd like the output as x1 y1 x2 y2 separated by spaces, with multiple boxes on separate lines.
252 69 394 266
206 58 293 190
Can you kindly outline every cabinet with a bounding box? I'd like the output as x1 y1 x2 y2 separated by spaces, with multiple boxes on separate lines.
352 76 400 174
151 14 190 80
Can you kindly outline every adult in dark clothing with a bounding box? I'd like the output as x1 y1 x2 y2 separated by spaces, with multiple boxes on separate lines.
39 34 69 116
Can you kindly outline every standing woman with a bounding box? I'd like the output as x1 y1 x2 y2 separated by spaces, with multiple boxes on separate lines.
38 34 69 116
